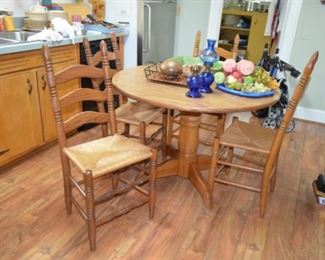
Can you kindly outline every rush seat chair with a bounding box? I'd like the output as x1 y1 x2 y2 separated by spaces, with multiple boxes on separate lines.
83 34 167 158
42 41 158 250
208 51 319 217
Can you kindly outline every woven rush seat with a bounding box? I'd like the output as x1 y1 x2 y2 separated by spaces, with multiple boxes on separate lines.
64 134 152 178
116 102 164 125
220 120 275 154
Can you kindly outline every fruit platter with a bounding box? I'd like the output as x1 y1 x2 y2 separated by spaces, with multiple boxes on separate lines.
213 59 279 98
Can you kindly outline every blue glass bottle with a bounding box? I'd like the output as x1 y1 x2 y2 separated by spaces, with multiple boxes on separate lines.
199 39 219 93
199 65 215 93
186 65 202 98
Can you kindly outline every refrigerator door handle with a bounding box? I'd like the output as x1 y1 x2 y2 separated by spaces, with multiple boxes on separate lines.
144 3 151 53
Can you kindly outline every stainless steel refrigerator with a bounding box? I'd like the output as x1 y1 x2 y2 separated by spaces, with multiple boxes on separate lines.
137 0 177 65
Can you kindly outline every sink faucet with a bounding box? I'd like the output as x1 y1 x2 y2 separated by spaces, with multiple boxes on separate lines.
0 8 13 16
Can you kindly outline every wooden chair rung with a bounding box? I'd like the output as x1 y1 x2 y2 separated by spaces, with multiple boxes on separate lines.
217 160 264 173
69 175 86 197
214 178 261 193
71 196 87 220
119 176 150 196
96 199 149 227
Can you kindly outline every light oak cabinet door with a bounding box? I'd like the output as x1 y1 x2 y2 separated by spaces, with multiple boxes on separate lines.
0 70 43 165
246 13 270 64
36 61 81 142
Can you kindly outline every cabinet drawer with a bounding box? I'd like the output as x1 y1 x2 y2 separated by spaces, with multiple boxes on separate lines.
0 45 79 75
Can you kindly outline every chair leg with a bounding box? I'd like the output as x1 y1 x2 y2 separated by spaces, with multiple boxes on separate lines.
226 147 234 175
166 109 175 146
112 172 119 192
161 110 168 160
84 170 96 251
139 122 146 144
149 149 158 219
208 137 220 209
260 165 273 217
124 123 130 137
216 113 226 137
62 155 72 214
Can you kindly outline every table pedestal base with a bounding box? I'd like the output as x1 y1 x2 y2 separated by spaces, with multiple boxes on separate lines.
156 112 212 208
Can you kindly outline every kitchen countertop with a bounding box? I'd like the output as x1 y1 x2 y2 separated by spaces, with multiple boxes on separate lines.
0 30 128 55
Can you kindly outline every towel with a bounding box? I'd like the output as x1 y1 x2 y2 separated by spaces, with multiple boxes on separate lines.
27 28 63 42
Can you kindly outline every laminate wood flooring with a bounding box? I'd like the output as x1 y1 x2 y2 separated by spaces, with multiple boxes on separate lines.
0 119 324 260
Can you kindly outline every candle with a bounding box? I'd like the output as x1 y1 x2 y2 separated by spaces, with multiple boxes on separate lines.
207 0 224 41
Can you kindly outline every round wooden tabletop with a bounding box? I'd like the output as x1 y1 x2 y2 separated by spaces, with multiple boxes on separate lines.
112 66 280 114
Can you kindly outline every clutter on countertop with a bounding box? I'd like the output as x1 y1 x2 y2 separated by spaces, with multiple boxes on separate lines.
26 27 63 42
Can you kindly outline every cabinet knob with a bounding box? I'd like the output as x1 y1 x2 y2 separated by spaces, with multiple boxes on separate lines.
41 75 47 90
27 78 33 95
0 148 9 156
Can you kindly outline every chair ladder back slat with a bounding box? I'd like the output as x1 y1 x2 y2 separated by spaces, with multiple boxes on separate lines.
55 64 104 84
267 51 319 167
42 44 67 148
63 111 110 133
193 31 201 57
60 88 108 107
100 40 118 134
216 34 240 60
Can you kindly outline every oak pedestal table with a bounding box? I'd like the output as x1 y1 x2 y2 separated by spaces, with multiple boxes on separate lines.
112 66 280 207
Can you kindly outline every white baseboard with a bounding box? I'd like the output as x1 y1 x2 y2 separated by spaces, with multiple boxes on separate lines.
294 106 325 124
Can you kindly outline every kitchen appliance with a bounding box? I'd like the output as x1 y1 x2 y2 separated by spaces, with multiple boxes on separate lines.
137 0 177 65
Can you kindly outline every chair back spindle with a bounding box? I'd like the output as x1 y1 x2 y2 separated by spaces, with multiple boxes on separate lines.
100 40 118 135
193 31 201 57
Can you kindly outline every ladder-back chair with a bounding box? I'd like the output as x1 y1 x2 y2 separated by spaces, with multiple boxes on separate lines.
42 41 158 250
83 34 167 158
208 51 319 217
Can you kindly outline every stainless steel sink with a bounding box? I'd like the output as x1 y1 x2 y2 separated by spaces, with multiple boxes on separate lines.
0 31 37 45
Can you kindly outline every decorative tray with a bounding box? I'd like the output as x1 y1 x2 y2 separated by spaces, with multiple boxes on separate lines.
217 83 275 98
144 63 187 86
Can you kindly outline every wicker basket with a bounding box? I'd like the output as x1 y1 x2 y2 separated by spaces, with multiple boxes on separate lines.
23 18 49 31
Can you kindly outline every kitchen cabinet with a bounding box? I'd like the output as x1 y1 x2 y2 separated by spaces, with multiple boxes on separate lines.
219 9 270 64
0 70 43 163
0 44 80 168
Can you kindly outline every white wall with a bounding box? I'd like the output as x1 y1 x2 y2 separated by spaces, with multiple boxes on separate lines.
0 0 37 16
105 0 137 68
287 0 325 123
0 0 78 17
173 0 211 56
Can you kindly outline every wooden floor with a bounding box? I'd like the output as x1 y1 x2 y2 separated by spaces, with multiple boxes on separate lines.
0 118 324 260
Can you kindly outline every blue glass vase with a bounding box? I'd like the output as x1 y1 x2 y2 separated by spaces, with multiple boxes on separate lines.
186 65 202 98
199 68 215 93
199 39 219 67
199 39 219 93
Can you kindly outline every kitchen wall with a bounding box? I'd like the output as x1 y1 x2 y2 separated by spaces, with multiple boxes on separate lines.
0 0 78 17
289 0 325 122
0 0 37 16
173 0 211 56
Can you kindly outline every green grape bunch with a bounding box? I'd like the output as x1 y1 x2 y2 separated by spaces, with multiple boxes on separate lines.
252 67 272 85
